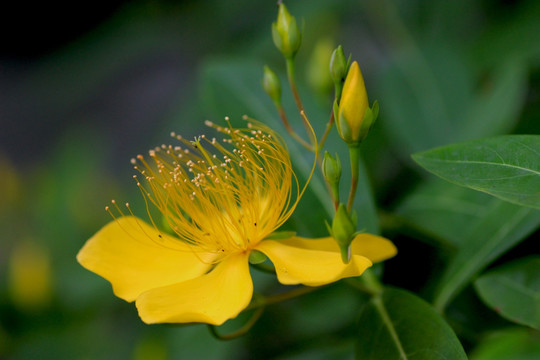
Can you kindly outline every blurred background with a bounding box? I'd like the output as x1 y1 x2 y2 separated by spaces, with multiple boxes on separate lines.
1 0 539 358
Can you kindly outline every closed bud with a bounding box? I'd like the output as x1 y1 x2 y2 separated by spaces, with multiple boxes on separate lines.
322 151 341 186
326 203 357 264
262 65 282 107
322 151 341 204
329 45 349 99
272 3 302 59
336 61 378 144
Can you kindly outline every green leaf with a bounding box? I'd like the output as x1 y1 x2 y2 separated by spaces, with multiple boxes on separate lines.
462 59 527 138
413 135 540 209
470 327 540 360
475 256 540 329
433 200 540 311
377 46 526 159
355 287 467 360
397 179 494 248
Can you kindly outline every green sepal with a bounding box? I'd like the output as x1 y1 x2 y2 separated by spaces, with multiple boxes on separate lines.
333 98 339 123
271 22 283 53
358 100 379 142
330 45 348 98
286 17 301 58
248 250 268 264
324 219 333 236
331 203 357 263
336 108 353 144
322 151 341 202
322 151 342 185
272 3 302 59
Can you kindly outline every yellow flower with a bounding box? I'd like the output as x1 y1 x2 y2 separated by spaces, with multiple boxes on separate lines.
77 119 396 325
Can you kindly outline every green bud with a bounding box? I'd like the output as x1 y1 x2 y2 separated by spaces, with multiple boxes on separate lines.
330 45 351 101
322 151 341 204
322 151 341 186
272 3 302 59
328 203 357 264
262 65 282 107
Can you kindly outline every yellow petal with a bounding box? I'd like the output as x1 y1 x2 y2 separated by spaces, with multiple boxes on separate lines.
255 234 396 287
77 216 212 302
135 253 252 325
350 233 397 262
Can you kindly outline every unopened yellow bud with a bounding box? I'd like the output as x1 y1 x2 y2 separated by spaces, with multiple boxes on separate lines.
336 61 378 144
272 3 302 59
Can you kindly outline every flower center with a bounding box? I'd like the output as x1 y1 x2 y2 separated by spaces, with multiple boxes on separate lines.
131 118 297 257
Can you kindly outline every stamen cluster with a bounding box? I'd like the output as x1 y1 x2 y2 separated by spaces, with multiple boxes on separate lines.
130 117 297 257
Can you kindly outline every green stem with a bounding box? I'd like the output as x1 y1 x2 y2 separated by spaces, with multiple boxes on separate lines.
358 269 383 296
286 57 314 145
345 269 383 297
286 57 304 112
208 305 265 340
245 285 324 311
331 185 340 210
317 110 334 153
315 110 339 209
346 145 361 212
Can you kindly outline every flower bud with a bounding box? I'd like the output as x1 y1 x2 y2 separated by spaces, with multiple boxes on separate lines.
322 151 341 186
336 61 378 144
272 3 302 59
329 45 349 98
322 151 341 203
262 65 282 107
326 203 357 263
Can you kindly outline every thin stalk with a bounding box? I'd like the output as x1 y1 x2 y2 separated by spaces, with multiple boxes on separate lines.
346 145 361 212
208 305 265 340
317 110 334 153
245 285 324 311
286 58 305 112
286 57 314 145
345 269 384 297
277 106 314 151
